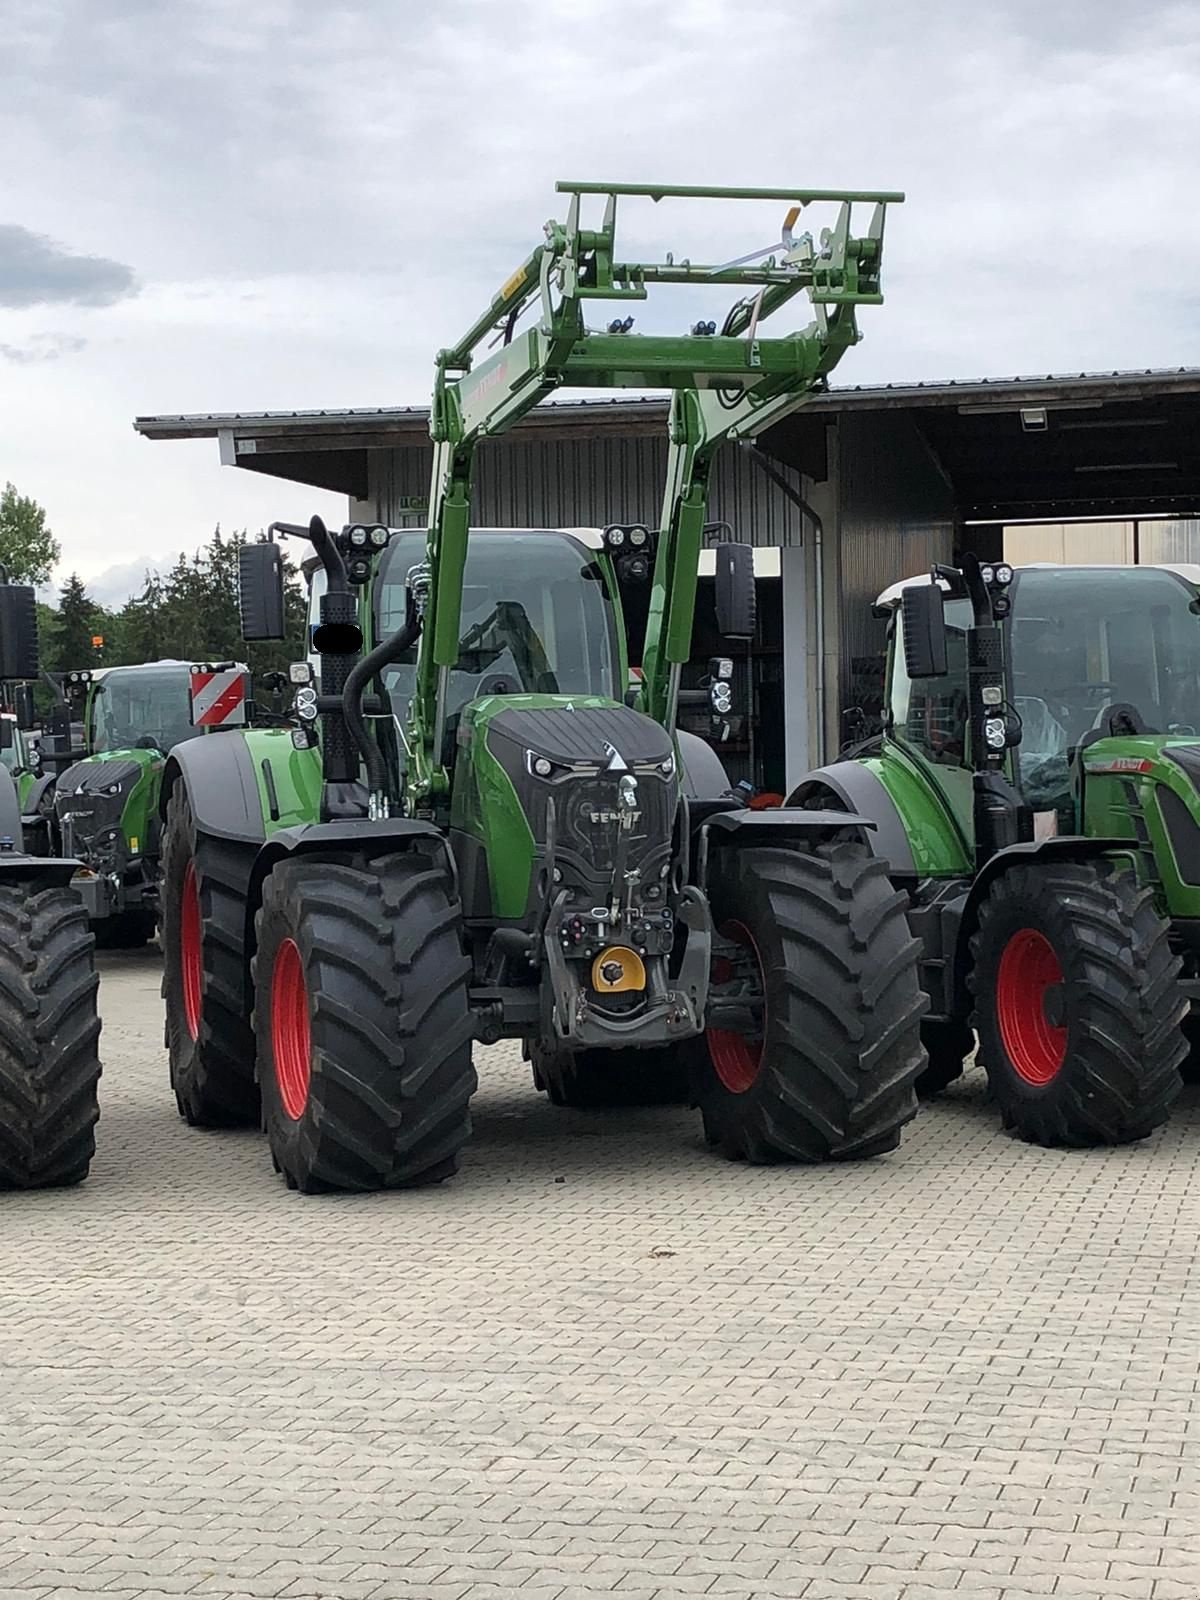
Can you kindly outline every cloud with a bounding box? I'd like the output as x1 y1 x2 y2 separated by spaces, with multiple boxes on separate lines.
0 332 88 365
0 224 137 309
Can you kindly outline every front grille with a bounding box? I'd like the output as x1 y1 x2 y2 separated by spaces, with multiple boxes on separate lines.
555 771 676 891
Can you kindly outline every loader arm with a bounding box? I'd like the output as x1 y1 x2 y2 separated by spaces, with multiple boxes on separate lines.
408 181 901 809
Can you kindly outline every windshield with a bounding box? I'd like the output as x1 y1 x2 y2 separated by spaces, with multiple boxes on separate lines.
373 531 619 723
90 666 204 754
1010 568 1200 744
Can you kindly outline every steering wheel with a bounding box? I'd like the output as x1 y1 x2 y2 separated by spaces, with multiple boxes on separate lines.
477 673 515 697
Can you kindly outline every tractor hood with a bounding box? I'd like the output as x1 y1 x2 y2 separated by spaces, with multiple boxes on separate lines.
451 694 679 919
54 750 161 868
1078 734 1200 914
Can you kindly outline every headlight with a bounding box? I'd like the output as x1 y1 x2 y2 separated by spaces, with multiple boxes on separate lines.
369 526 389 548
348 525 368 547
984 717 1007 749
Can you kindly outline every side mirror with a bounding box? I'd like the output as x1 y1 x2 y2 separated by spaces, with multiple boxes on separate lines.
0 718 12 752
0 582 39 680
238 542 287 641
714 543 757 640
901 584 947 679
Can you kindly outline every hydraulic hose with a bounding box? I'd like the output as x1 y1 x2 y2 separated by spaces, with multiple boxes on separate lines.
343 616 420 797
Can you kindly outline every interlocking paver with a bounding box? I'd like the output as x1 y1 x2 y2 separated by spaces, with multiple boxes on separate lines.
2 950 1200 1599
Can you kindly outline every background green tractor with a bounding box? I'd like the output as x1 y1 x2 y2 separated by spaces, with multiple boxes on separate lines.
791 555 1200 1146
53 660 248 947
157 180 927 1192
0 712 39 812
0 581 103 1189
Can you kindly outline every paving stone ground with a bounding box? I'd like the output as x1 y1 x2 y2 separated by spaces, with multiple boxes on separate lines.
2 948 1200 1598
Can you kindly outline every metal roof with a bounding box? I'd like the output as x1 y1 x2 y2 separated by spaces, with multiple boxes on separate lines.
133 368 1200 440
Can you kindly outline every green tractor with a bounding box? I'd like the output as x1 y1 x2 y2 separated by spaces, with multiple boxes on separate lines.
0 580 103 1189
156 179 927 1191
0 711 40 813
791 555 1200 1146
53 660 248 947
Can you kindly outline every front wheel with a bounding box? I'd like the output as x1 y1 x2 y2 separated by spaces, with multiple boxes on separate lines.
253 847 477 1193
970 861 1185 1146
690 842 926 1163
0 885 102 1188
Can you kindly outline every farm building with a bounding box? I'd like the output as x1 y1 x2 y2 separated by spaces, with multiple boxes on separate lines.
137 366 1200 792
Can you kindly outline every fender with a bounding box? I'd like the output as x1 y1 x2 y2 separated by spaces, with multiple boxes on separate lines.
22 772 56 818
676 729 731 801
160 734 266 845
944 836 1131 1016
787 761 916 877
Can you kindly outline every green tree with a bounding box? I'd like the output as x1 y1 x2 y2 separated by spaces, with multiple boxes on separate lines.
47 574 105 674
0 483 60 586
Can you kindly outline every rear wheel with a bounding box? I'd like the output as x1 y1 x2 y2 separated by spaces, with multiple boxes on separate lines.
971 861 1184 1145
0 885 102 1188
690 842 925 1163
915 1018 974 1096
529 1042 687 1108
161 784 258 1127
253 847 477 1193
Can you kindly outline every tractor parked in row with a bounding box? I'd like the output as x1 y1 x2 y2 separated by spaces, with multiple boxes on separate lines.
791 556 1200 1146
51 660 248 946
155 180 928 1192
0 579 103 1188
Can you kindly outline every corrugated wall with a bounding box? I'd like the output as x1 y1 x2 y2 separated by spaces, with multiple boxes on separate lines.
369 435 805 546
832 411 957 734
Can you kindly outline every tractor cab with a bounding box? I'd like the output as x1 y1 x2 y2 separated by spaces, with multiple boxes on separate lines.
880 562 1200 839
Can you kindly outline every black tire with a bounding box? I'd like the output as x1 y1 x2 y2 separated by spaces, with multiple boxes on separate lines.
970 861 1184 1146
529 1042 688 1108
690 842 926 1163
252 847 476 1193
161 784 258 1127
915 1018 974 1096
93 909 156 950
0 884 102 1188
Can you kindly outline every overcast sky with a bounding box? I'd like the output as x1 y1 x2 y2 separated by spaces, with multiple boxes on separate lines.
1 0 1197 604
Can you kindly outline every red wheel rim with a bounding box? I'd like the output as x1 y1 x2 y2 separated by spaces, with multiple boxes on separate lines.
180 862 203 1042
707 920 765 1095
996 927 1067 1085
271 938 311 1120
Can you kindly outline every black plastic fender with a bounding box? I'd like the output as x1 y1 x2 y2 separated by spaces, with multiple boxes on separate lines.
676 729 731 801
22 772 56 818
787 761 917 877
159 735 266 844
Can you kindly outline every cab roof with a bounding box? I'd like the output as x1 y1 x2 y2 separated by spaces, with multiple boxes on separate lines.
875 563 1200 611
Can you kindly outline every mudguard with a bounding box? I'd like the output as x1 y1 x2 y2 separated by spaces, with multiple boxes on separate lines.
160 734 266 844
677 729 730 800
22 772 56 818
787 761 917 877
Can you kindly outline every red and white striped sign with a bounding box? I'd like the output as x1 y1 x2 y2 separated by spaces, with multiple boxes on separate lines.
189 667 248 728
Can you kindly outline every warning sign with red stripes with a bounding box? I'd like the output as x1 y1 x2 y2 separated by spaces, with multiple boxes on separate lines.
189 667 249 728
